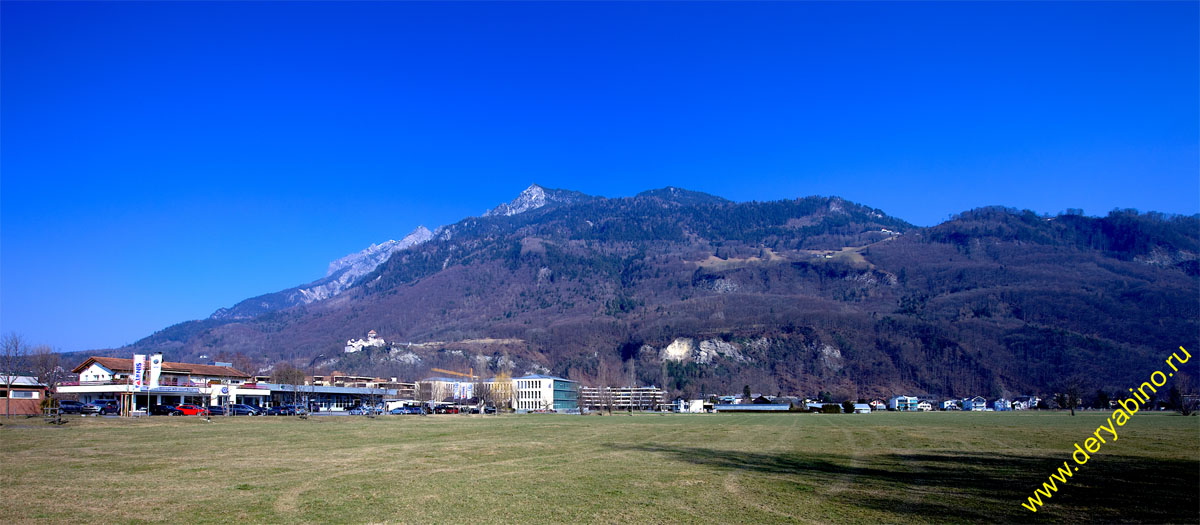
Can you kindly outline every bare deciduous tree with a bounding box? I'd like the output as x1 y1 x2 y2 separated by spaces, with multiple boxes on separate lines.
230 352 257 376
1 333 30 419
1176 374 1198 416
491 370 512 416
29 345 63 419
271 363 305 408
414 381 434 415
1061 375 1086 417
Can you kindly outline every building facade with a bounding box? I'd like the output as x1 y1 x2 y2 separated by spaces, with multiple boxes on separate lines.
59 356 267 413
1 376 48 416
888 395 919 411
962 396 988 411
579 386 667 411
513 375 578 411
344 330 387 353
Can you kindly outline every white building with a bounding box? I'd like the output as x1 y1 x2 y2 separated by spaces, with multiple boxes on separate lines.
916 400 934 412
580 386 667 411
942 400 960 411
345 330 386 353
888 395 918 411
674 399 708 413
59 355 267 412
1012 396 1040 410
513 375 579 412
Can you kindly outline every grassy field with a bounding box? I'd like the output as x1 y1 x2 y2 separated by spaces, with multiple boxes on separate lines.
1 411 1197 524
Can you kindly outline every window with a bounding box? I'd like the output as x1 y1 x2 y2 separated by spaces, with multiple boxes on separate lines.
10 390 36 399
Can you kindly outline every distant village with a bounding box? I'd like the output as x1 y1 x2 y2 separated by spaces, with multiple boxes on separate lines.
2 329 1188 418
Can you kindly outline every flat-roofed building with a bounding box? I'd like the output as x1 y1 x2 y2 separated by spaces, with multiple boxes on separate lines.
580 386 667 411
1 376 48 416
513 374 578 412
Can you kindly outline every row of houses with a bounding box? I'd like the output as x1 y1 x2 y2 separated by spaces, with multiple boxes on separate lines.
886 395 1042 412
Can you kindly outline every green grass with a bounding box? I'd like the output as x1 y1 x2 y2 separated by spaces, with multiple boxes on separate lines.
1 412 1197 523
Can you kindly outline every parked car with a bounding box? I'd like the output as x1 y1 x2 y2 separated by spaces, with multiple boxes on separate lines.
266 404 305 416
82 400 119 415
149 404 183 416
228 404 261 416
348 405 382 415
207 405 225 416
175 404 208 416
389 406 426 415
57 400 85 414
435 406 459 414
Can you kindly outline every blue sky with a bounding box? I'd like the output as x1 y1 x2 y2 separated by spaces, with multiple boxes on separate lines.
2 1 1196 352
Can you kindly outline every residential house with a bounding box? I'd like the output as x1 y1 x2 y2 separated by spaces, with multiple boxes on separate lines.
916 400 935 412
888 395 919 411
993 398 1012 411
961 396 987 411
1012 396 1040 410
853 403 872 414
942 400 961 411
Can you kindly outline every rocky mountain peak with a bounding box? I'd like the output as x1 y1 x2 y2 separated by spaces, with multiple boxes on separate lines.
484 184 594 217
326 226 433 277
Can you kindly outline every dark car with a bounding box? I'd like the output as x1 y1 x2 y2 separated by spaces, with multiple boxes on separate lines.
228 404 260 416
266 404 305 416
149 404 183 416
82 400 119 415
57 400 85 414
207 405 225 416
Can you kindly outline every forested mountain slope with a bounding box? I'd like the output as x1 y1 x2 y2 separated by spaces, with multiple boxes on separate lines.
109 188 1198 400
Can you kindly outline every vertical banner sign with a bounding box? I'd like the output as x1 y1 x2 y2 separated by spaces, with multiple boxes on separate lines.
149 353 163 389
132 354 146 391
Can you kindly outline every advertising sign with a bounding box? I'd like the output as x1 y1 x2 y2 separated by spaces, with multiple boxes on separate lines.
148 353 163 389
452 382 474 400
132 354 146 391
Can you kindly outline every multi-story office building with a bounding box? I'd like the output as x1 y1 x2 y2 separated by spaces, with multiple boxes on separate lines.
579 386 667 410
513 374 578 411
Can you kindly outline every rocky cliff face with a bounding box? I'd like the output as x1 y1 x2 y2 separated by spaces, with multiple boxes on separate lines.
210 226 433 320
299 227 435 303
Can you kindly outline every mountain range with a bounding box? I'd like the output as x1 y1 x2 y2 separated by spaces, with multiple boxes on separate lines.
99 184 1200 400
